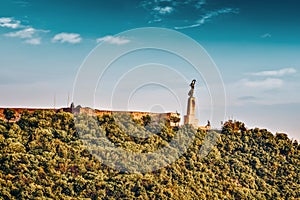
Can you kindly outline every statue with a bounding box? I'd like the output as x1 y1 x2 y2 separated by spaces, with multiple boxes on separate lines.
188 79 196 97
184 79 199 127
207 120 211 127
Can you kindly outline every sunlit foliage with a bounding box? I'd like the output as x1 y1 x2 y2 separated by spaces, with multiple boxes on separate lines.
0 111 299 199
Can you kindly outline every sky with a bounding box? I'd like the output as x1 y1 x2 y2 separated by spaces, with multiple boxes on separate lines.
0 0 299 140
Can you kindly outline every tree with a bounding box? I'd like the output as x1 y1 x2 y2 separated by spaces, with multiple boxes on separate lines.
1 109 300 199
170 115 180 127
142 115 151 126
3 108 16 122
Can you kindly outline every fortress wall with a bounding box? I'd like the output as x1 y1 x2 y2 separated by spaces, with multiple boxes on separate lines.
0 107 181 127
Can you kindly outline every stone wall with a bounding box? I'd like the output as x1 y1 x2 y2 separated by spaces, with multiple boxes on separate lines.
0 107 181 127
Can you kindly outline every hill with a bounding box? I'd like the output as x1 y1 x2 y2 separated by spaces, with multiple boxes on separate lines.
0 109 299 199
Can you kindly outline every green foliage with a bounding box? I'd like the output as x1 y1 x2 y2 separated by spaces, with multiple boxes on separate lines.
170 115 180 126
142 115 151 126
0 113 299 199
3 108 16 122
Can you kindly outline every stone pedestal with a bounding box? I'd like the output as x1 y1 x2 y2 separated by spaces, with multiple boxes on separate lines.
184 97 198 127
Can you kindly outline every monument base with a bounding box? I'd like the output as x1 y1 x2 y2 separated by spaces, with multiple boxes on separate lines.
184 115 199 128
184 96 199 127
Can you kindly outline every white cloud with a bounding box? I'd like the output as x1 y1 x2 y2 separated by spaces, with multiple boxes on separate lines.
200 8 239 22
195 0 206 9
153 6 174 14
261 33 271 38
241 78 283 89
52 33 82 44
175 8 239 30
0 17 21 29
4 27 36 38
4 26 48 45
250 68 297 77
96 35 130 45
24 38 41 45
2 17 49 45
174 23 202 29
148 19 162 24
141 0 208 24
141 0 238 28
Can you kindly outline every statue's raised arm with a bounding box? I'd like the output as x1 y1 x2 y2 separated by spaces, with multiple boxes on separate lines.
188 79 196 97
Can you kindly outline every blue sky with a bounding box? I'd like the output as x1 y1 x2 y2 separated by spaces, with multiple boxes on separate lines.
0 0 299 139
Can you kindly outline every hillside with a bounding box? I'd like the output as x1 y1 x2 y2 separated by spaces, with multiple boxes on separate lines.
0 109 299 199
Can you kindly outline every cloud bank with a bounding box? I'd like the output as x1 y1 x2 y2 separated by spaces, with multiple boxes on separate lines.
1 17 82 45
4 27 36 38
0 17 21 29
241 78 283 89
1 17 48 45
250 68 297 77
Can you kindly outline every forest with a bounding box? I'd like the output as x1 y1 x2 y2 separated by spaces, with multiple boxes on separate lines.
0 109 299 199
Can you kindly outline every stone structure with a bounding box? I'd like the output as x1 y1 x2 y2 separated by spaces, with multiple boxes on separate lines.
184 80 199 127
0 106 181 127
72 105 180 127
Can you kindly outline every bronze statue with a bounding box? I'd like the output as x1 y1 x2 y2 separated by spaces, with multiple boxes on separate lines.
188 79 196 97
